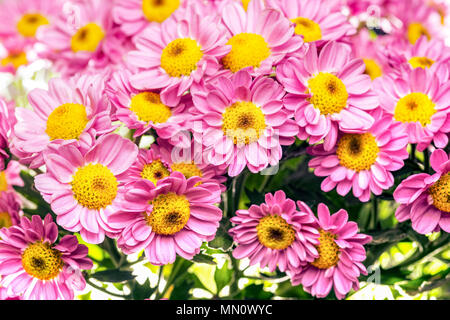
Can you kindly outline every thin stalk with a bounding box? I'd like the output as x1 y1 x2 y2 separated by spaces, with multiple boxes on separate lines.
86 278 128 299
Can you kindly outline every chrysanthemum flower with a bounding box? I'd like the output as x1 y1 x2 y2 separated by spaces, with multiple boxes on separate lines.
374 66 450 151
13 75 114 169
219 0 302 76
0 214 93 300
0 0 61 43
308 109 409 202
0 38 31 74
192 69 298 176
266 0 355 45
128 8 230 107
107 69 191 139
109 172 223 265
0 192 22 229
277 41 378 151
35 134 138 244
229 190 319 272
36 0 128 76
289 202 372 300
394 149 450 234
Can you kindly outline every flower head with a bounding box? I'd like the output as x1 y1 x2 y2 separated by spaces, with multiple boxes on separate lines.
0 192 22 229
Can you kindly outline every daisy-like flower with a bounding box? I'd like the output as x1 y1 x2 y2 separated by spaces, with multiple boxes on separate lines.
0 38 31 74
289 202 372 300
34 134 138 244
192 69 298 177
0 161 24 195
0 192 22 229
109 172 223 265
229 190 319 272
13 75 114 169
394 149 450 234
308 109 409 202
277 41 378 151
36 0 128 77
266 0 355 45
219 0 302 76
0 214 93 300
0 0 61 43
107 69 191 140
374 66 450 151
128 8 230 107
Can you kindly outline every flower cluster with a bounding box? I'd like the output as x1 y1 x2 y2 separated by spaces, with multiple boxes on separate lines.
0 0 449 301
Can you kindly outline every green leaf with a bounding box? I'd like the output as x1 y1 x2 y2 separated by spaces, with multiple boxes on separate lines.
78 291 92 300
214 260 232 295
192 253 216 265
132 279 155 300
90 270 135 283
238 284 273 300
208 218 233 251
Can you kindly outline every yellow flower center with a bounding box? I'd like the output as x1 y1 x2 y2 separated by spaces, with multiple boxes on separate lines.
307 72 348 115
130 92 172 124
141 160 171 185
171 162 203 186
429 173 450 213
1 51 28 69
0 212 12 229
142 0 180 23
71 23 105 53
394 92 436 127
256 214 296 250
222 101 266 145
291 17 322 43
407 22 431 45
21 242 64 281
146 192 190 235
17 13 49 38
311 229 340 269
45 103 89 141
409 56 435 69
222 33 271 73
241 0 250 10
0 171 8 192
160 38 203 77
336 133 379 172
363 58 382 80
71 164 118 210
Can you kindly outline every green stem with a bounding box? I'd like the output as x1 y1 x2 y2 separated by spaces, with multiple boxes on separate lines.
86 278 128 299
155 258 183 300
228 252 240 299
423 149 430 173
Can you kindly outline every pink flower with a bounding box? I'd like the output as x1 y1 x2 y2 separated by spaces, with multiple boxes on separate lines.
394 149 450 234
128 8 230 107
192 69 298 177
106 69 191 140
0 38 32 74
36 0 129 77
374 66 450 151
13 75 114 169
289 202 372 299
308 109 409 202
0 191 22 229
0 161 24 194
108 172 223 265
0 214 93 300
229 190 319 272
277 41 378 151
0 98 13 170
34 134 138 244
218 0 302 76
266 0 355 45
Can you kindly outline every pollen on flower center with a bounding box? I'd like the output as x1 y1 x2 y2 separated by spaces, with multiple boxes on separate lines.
407 22 431 45
291 17 322 42
1 51 28 69
429 173 450 213
307 72 348 115
222 33 271 73
336 133 379 172
409 56 435 69
71 23 105 53
394 92 436 127
71 164 118 210
256 214 296 250
130 92 172 124
0 212 12 229
45 103 89 141
17 13 49 37
0 171 8 192
222 101 266 145
21 241 64 281
171 162 203 180
363 58 382 80
146 192 190 235
160 38 203 77
141 160 171 185
142 0 180 23
311 229 340 269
